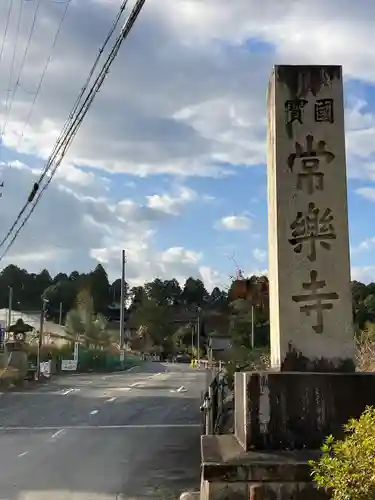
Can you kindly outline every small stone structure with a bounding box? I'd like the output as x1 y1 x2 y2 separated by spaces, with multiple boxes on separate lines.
200 66 375 500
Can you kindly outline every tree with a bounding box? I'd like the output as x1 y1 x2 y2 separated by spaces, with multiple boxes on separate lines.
181 277 208 306
131 297 174 353
163 279 182 305
66 288 109 348
90 264 110 313
144 278 167 306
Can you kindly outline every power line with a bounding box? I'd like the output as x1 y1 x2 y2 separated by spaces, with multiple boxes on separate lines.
0 0 148 261
0 1 13 64
14 0 72 154
2 0 24 131
0 0 15 166
0 0 130 248
1 0 42 156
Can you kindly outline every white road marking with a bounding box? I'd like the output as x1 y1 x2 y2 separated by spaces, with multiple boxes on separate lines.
0 424 200 431
61 388 74 396
106 397 116 403
177 386 187 393
51 429 65 439
117 387 131 391
18 451 28 457
90 410 99 415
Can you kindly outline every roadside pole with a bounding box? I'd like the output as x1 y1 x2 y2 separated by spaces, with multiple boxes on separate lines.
37 298 48 380
197 307 201 366
7 286 12 329
3 286 12 370
251 304 255 349
119 249 126 348
59 302 63 325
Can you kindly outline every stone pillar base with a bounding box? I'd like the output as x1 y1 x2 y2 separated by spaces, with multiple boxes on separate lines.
235 370 375 451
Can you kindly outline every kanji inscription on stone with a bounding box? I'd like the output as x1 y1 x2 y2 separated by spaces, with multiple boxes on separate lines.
285 99 308 125
292 270 339 334
287 135 335 194
315 99 334 123
289 202 336 262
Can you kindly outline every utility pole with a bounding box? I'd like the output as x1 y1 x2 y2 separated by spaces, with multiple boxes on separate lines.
197 307 201 365
251 304 255 349
191 323 194 356
7 286 13 329
37 298 48 380
119 249 126 348
59 302 63 325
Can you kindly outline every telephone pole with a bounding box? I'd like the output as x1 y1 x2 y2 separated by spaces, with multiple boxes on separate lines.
37 297 48 380
119 249 126 348
7 286 13 329
197 306 201 364
59 302 63 325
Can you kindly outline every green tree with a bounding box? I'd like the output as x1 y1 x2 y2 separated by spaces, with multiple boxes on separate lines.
90 264 110 313
66 288 109 348
163 279 182 305
144 278 167 306
181 277 208 306
131 297 174 353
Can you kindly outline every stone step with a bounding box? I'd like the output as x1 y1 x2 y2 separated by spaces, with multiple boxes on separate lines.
200 435 326 500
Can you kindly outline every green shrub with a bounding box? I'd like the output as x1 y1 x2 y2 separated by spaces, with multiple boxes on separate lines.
310 406 375 500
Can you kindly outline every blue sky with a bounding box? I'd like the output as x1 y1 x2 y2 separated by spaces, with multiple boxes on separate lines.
0 0 374 289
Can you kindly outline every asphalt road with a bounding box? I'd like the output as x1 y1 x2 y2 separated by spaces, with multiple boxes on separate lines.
0 362 206 499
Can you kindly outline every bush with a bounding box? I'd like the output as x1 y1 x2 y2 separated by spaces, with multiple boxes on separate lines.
310 406 375 500
224 347 270 389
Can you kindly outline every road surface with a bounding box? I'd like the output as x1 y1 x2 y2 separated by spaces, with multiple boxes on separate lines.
0 362 206 499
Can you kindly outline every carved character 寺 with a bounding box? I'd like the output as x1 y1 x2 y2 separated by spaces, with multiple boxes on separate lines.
292 270 339 334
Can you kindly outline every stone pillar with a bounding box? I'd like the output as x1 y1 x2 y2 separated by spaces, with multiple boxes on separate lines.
267 65 355 372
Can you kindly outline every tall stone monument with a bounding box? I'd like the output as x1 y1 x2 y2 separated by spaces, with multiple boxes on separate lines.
200 66 375 500
267 65 355 371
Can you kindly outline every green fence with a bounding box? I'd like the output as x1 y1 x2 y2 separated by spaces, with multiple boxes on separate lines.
27 345 140 374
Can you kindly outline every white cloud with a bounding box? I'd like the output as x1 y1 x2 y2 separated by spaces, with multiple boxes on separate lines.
0 0 375 289
147 186 197 215
216 215 252 231
351 237 375 254
0 162 221 288
253 248 267 263
351 266 375 284
355 187 375 202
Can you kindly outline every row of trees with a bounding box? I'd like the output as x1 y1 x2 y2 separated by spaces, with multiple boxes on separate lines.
1 264 375 355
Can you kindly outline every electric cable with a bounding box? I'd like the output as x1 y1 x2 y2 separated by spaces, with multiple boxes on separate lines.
0 0 130 247
0 0 147 261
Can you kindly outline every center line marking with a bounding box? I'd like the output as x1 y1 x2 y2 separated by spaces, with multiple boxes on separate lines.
61 388 74 396
51 429 65 439
18 451 28 457
90 410 99 415
0 424 201 431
